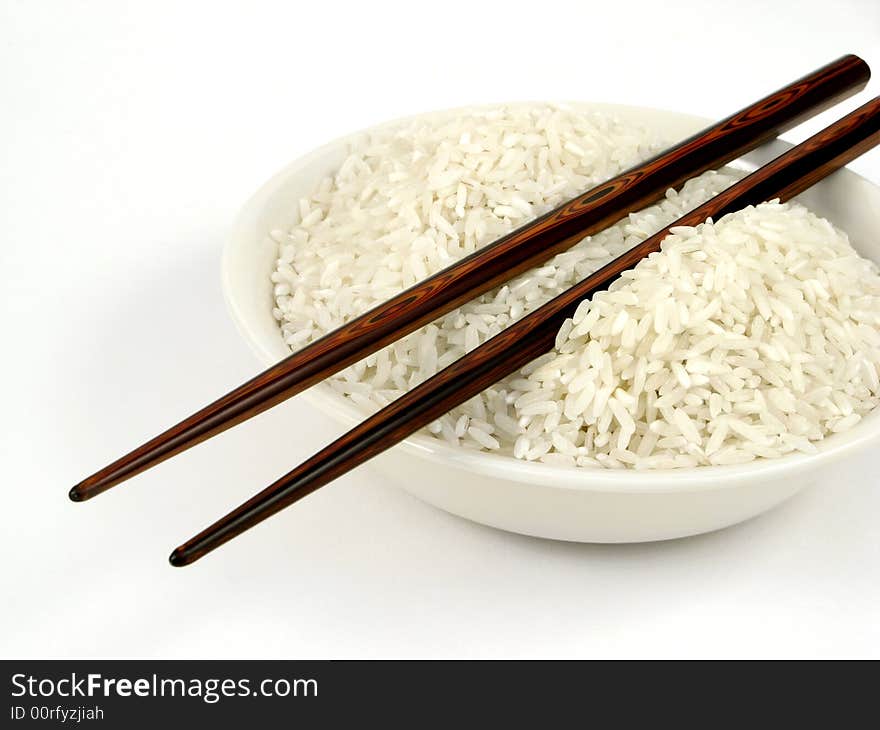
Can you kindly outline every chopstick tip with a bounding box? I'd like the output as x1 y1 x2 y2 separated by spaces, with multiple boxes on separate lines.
68 484 87 502
168 547 194 568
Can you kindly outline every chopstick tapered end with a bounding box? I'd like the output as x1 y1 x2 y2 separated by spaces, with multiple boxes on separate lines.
69 484 88 502
168 547 195 568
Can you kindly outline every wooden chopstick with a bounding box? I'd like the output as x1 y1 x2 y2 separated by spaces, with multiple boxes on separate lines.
70 55 870 503
168 97 880 566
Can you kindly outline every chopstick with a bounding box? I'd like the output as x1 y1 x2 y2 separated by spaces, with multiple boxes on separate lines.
70 55 870 502
168 96 880 566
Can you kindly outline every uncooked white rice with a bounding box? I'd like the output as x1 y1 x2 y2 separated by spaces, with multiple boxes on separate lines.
270 104 880 469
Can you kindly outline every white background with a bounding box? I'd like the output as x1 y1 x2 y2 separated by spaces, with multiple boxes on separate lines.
2 0 878 659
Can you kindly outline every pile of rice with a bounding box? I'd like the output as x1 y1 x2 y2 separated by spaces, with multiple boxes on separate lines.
270 104 880 469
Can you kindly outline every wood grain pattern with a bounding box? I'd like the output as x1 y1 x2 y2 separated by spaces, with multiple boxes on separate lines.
169 96 880 566
71 55 870 502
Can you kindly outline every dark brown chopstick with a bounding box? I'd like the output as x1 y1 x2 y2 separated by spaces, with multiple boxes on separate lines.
70 55 870 502
168 96 880 566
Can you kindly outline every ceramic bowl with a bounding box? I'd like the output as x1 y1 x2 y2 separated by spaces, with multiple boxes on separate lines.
222 103 880 542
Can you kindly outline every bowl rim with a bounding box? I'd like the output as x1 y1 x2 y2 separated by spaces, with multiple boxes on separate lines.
223 100 880 495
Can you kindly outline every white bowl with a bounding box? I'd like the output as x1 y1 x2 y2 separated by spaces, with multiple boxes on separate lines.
223 102 880 543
